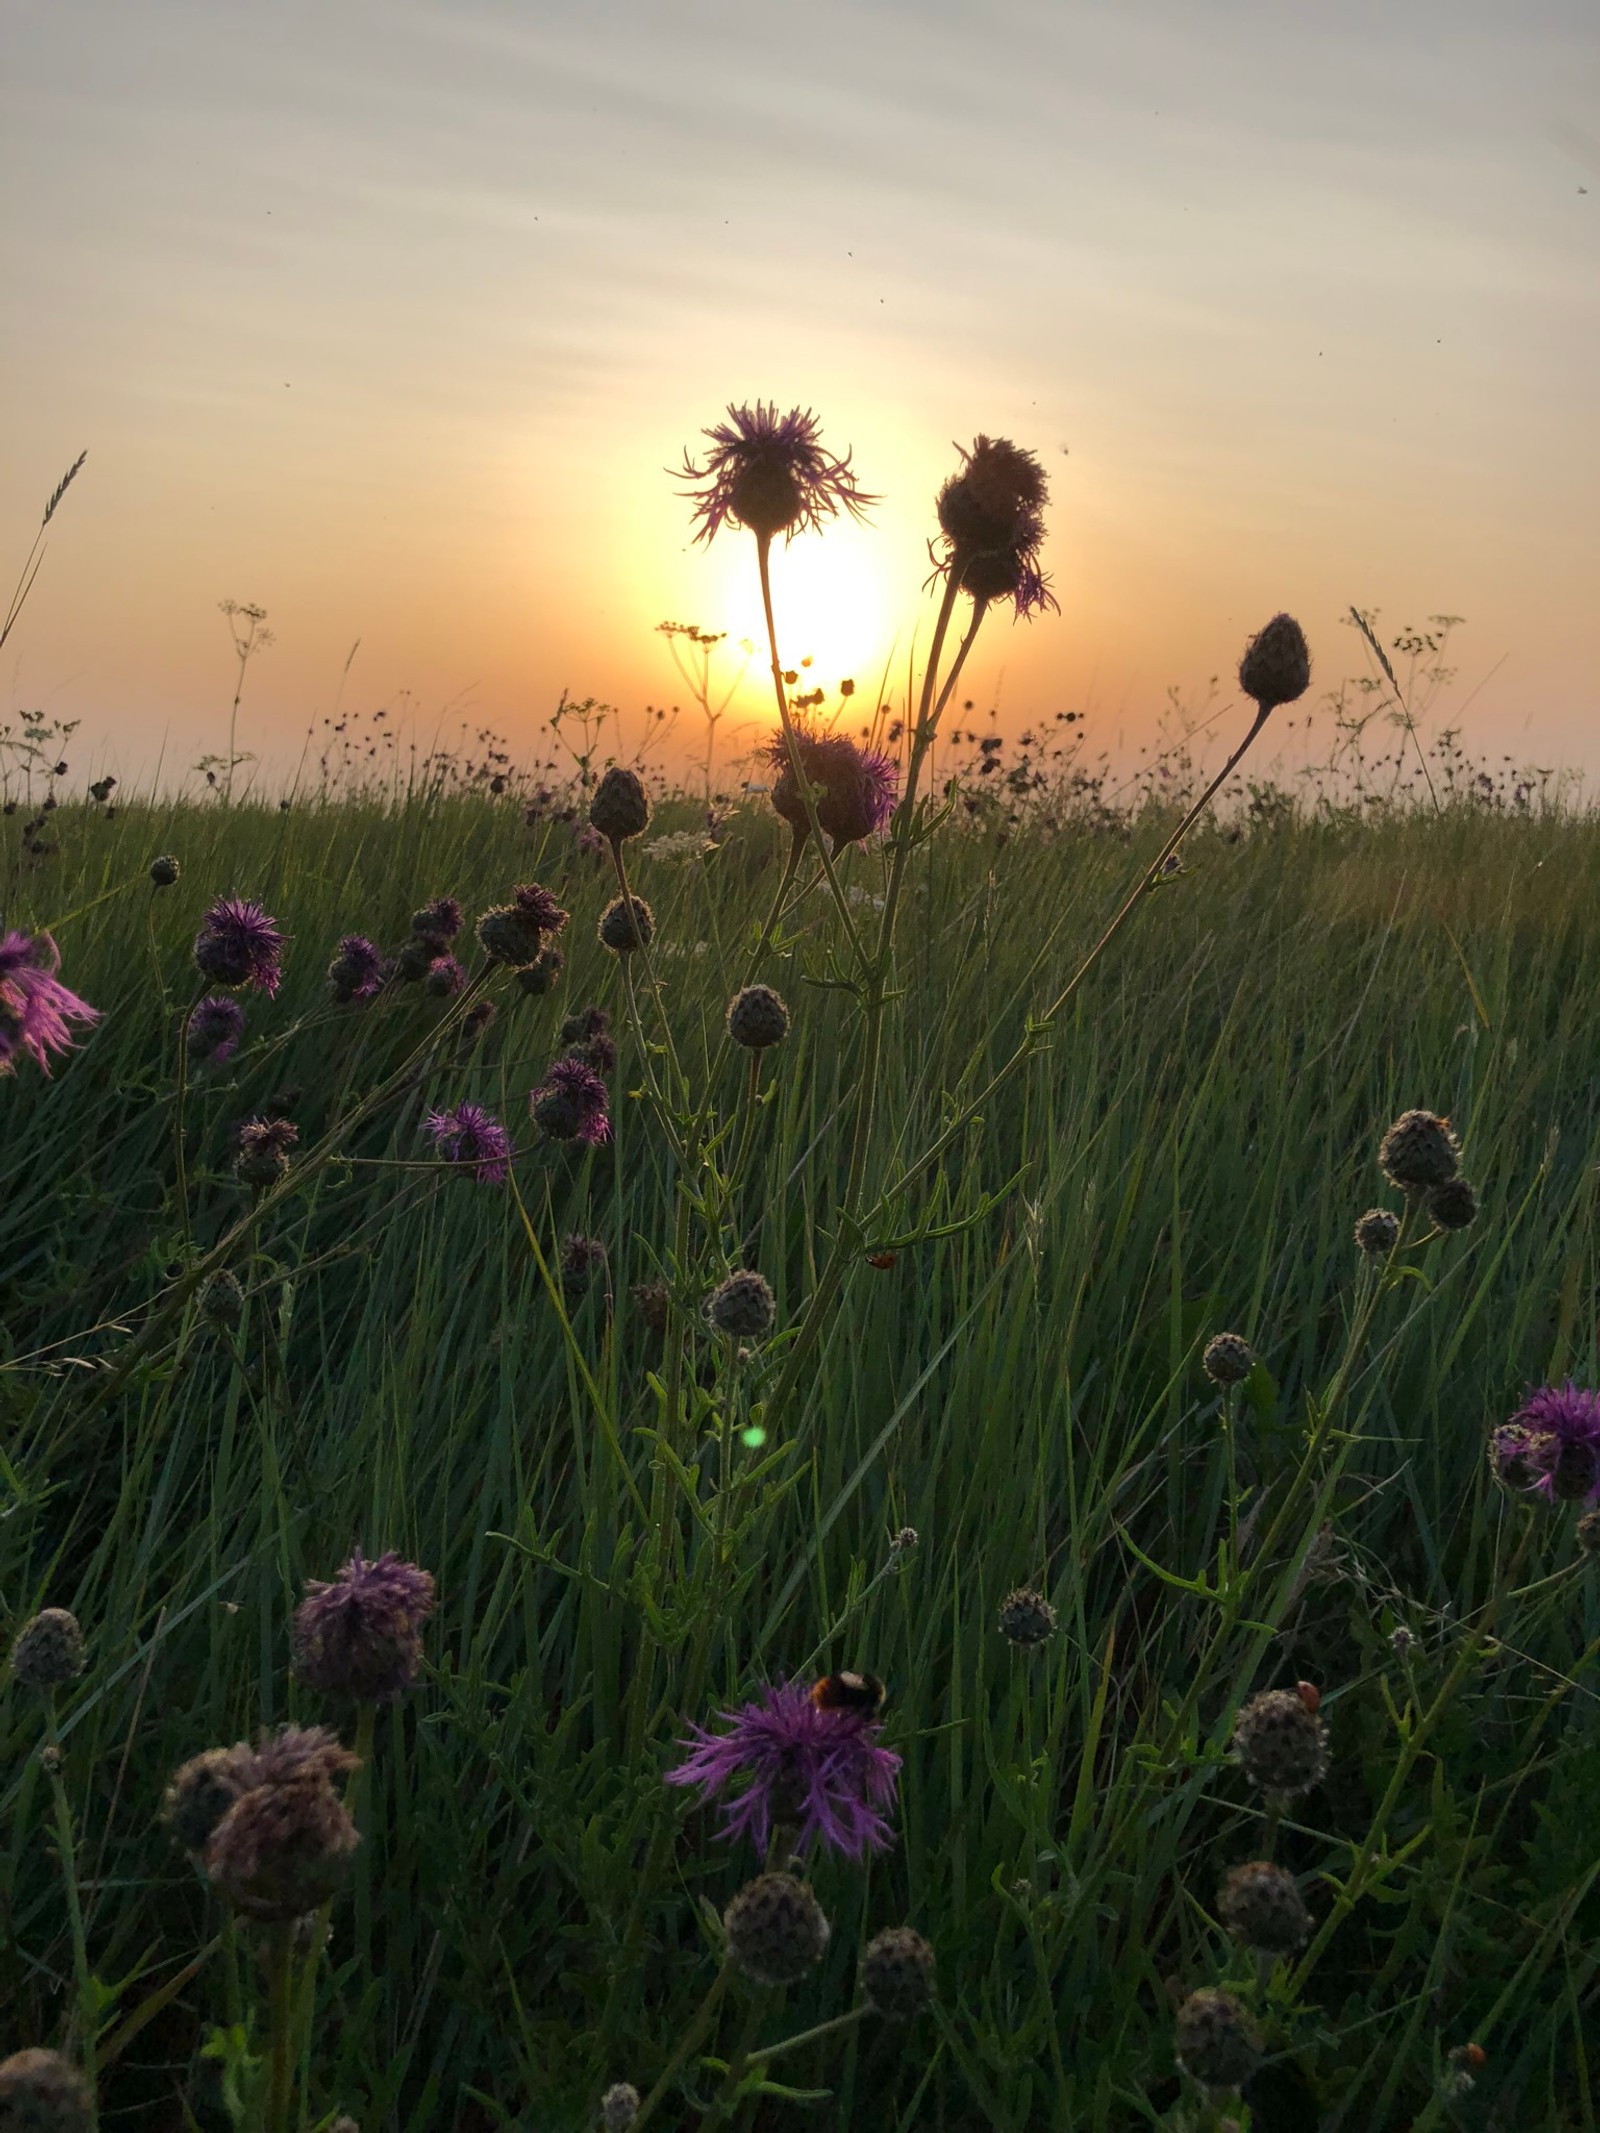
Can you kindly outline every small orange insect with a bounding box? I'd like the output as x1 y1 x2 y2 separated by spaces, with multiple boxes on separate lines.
1460 2043 1487 2070
1296 1681 1321 1714
867 1251 898 1270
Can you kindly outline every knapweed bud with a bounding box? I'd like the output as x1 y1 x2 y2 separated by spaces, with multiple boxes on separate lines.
200 1270 245 1330
1428 1177 1478 1232
726 984 790 1050
860 1926 936 2018
163 1743 263 1854
1202 1333 1254 1387
422 955 465 999
1231 1687 1329 1799
516 946 565 998
10 1608 86 1690
598 894 655 955
997 1588 1057 1649
475 904 544 968
722 1872 831 1986
1354 1208 1400 1258
560 1233 609 1298
630 1278 670 1335
1379 1109 1460 1192
706 1269 776 1340
589 767 651 846
1216 1861 1312 1956
1174 1988 1263 2091
235 1117 298 1191
149 854 181 887
1237 614 1311 712
0 2048 94 2133
410 896 462 943
598 2084 640 2131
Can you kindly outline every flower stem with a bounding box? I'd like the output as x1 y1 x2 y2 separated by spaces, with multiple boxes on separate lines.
43 1705 98 2128
264 1920 296 2133
628 1962 732 2132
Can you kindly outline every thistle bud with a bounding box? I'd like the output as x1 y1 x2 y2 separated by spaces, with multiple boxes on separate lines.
860 1926 936 2018
1378 1109 1460 1192
10 1608 86 1690
997 1587 1057 1649
705 1269 776 1340
149 854 181 887
726 984 790 1050
1216 1860 1311 1956
1231 1687 1328 1799
722 1872 831 1986
1202 1333 1254 1387
1427 1177 1478 1232
598 894 655 955
589 767 651 846
1237 614 1311 712
1353 1208 1400 1258
1174 1988 1262 2091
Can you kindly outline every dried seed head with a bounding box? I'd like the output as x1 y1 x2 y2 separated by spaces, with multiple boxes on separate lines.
726 984 790 1050
589 767 651 846
722 1871 832 1986
706 1269 776 1340
1379 1109 1460 1193
860 1925 936 2018
598 894 655 955
163 1743 263 1854
206 1768 360 1923
0 2048 94 2133
1174 1988 1263 2091
1231 1687 1329 1799
1427 1177 1478 1232
1203 1333 1254 1387
149 854 181 887
1237 613 1311 712
200 1270 246 1329
997 1587 1057 1649
9 1608 86 1690
598 2083 640 2131
1354 1208 1400 1258
1216 1860 1312 1956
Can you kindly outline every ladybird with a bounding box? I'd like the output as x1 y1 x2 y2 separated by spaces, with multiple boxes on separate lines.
1461 2043 1487 2070
867 1251 898 1270
1296 1680 1321 1714
810 1670 886 1715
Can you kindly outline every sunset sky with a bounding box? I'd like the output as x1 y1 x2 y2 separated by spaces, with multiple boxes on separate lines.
3 0 1596 794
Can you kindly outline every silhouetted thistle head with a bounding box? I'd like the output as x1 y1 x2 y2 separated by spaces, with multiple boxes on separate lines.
677 402 877 546
1231 1688 1328 1799
1203 1333 1254 1387
205 1756 360 1922
0 930 100 1077
476 904 545 968
293 1550 437 1703
726 984 790 1050
560 1232 609 1297
598 894 655 955
997 1587 1057 1649
1216 1861 1312 1956
424 1103 512 1184
1353 1208 1400 1258
1491 1384 1600 1506
599 2085 640 2131
934 438 1057 617
861 1926 937 2019
410 896 462 942
423 954 466 999
149 854 181 887
327 935 386 1005
187 994 246 1065
589 766 651 847
722 1872 832 1985
1379 1108 1460 1192
531 1055 611 1145
1174 1988 1262 2092
515 946 565 998
765 722 899 853
1237 613 1311 712
200 1270 246 1329
164 1743 263 1854
706 1269 776 1340
10 1608 85 1690
0 2047 94 2132
1428 1176 1478 1231
235 1116 298 1191
193 896 285 996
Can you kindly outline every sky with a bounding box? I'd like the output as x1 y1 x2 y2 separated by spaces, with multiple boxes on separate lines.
2 0 1596 795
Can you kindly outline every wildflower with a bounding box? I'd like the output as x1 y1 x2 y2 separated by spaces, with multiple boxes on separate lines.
424 1103 512 1184
187 995 246 1065
0 930 99 1076
891 1526 919 1553
10 1608 85 1690
1490 1384 1600 1506
410 896 462 943
1354 1208 1400 1258
598 893 655 954
327 935 386 1004
645 829 713 865
513 881 569 936
530 1055 611 1145
666 1677 901 1860
860 1927 936 2019
726 983 790 1050
1378 1108 1460 1192
252 1722 359 1789
722 1872 832 1985
423 954 466 999
934 437 1057 617
150 854 181 886
0 2048 94 2133
561 1004 611 1046
1389 1622 1419 1658
997 1588 1057 1649
515 946 565 998
1238 613 1311 712
205 1735 360 1923
164 1743 264 1854
476 905 544 967
1428 1176 1478 1231
764 722 898 854
235 1116 298 1191
631 1277 670 1335
394 937 438 983
575 825 606 857
589 766 651 847
193 896 285 995
293 1550 437 1702
1216 1861 1311 1956
599 2084 641 2131
706 1269 776 1340
1174 1989 1262 2091
677 401 876 546
1231 1687 1328 1799
560 1232 609 1297
200 1270 246 1329
1203 1333 1254 1386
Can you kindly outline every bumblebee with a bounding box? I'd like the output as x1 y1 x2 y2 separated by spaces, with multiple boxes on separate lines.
810 1670 886 1715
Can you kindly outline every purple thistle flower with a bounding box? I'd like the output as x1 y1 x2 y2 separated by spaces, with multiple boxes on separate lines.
423 1102 512 1184
676 402 878 546
531 1054 612 1146
411 896 463 942
292 1549 437 1703
512 881 570 936
423 954 466 999
194 896 285 996
1491 1383 1600 1505
0 930 99 1076
666 1678 901 1861
932 437 1058 621
763 721 899 853
327 934 386 1004
187 994 246 1065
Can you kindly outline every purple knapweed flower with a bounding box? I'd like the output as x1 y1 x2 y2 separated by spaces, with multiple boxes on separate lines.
513 882 569 937
676 402 878 546
424 1102 512 1184
411 896 463 943
764 721 899 853
574 826 606 858
666 1678 901 1861
530 1055 611 1146
0 930 99 1076
187 994 246 1065
1491 1383 1600 1505
292 1549 437 1703
932 436 1058 620
423 954 466 999
194 896 285 996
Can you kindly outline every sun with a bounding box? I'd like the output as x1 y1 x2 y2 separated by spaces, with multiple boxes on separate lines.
701 517 899 707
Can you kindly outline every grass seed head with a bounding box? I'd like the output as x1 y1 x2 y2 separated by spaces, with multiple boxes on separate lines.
726 984 790 1050
1216 1860 1312 1955
1379 1109 1460 1193
0 2047 94 2133
1174 1988 1263 2091
706 1269 776 1340
10 1608 86 1690
861 1926 937 2019
1203 1333 1254 1386
997 1587 1058 1649
722 1872 832 1986
1231 1687 1329 1799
